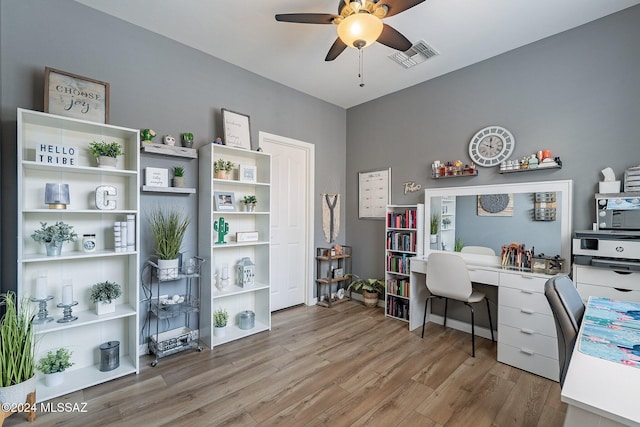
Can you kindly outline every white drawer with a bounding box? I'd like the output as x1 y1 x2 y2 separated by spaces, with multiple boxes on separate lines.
574 265 640 291
576 282 640 304
498 305 556 337
467 268 499 286
497 343 559 381
499 286 553 316
499 271 547 293
498 324 558 359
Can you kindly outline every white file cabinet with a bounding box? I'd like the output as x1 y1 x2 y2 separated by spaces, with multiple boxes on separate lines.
573 264 640 303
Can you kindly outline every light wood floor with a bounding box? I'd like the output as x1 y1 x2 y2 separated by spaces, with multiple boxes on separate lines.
6 301 566 427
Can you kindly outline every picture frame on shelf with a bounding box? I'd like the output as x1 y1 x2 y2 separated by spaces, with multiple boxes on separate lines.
239 164 257 183
145 167 169 187
222 108 252 150
214 191 236 211
44 67 110 124
236 231 259 243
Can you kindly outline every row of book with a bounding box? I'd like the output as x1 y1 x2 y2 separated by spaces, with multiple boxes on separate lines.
387 295 409 320
386 208 418 229
386 231 417 252
501 242 533 271
387 278 410 298
114 214 136 252
386 253 413 275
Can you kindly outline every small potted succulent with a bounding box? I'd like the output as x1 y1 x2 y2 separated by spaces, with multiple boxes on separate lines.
213 307 229 337
241 195 257 212
31 221 78 256
36 348 74 387
88 140 123 168
89 281 122 315
214 159 234 180
181 132 194 148
173 166 186 188
140 129 156 144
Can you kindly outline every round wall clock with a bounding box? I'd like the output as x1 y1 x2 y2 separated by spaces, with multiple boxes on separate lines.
468 126 515 167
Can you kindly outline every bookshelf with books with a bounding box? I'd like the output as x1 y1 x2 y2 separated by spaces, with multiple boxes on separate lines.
384 204 424 325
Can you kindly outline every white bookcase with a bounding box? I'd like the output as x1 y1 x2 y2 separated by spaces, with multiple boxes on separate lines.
198 144 271 348
430 196 456 251
385 204 424 325
17 109 140 402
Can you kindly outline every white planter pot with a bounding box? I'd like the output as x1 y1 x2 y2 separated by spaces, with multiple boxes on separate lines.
430 234 438 244
0 376 36 404
44 372 65 387
96 300 116 316
157 258 179 281
214 326 226 337
97 156 117 168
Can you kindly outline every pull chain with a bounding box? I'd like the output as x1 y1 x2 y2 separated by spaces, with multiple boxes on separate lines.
358 48 365 87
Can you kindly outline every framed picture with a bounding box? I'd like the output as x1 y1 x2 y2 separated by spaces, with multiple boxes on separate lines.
145 167 169 187
239 164 257 183
358 167 391 219
44 67 110 124
222 108 252 150
236 231 259 243
214 191 236 211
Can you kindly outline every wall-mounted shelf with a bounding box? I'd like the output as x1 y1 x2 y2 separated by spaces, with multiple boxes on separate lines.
432 170 478 179
141 186 196 194
499 164 562 174
140 144 197 159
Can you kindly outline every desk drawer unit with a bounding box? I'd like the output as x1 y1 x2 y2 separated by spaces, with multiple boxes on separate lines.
467 268 499 286
574 265 640 303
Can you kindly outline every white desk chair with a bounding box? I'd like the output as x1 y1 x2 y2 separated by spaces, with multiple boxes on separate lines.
421 252 495 357
461 246 496 256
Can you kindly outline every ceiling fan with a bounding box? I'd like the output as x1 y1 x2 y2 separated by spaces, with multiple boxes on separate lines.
275 0 426 61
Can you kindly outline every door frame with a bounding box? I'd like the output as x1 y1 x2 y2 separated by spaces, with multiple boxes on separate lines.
259 131 315 307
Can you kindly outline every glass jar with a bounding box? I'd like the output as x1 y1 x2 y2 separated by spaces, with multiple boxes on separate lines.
82 234 96 252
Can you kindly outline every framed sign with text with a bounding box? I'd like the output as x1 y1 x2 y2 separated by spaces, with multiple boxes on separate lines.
222 108 252 150
44 67 110 124
358 167 391 219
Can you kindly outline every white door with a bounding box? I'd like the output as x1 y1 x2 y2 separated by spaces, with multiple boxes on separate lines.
259 132 314 311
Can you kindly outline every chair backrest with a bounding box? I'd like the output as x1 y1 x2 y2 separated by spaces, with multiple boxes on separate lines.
544 275 585 386
461 246 496 256
426 252 473 300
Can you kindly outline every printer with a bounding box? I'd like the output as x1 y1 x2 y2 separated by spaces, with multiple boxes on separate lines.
573 230 640 272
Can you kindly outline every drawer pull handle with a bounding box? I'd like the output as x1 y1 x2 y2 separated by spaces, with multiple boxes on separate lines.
614 271 632 276
521 308 534 314
614 288 632 293
520 328 534 335
520 290 534 294
520 348 534 355
520 275 534 280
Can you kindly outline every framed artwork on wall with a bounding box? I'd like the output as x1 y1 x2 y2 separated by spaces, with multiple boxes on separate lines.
44 67 110 124
358 167 391 219
222 108 252 150
214 191 236 211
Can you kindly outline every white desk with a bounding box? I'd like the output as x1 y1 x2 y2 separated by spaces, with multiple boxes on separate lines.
561 298 640 427
410 254 561 381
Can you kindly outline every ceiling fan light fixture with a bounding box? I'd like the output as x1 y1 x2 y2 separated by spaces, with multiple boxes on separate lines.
337 13 383 49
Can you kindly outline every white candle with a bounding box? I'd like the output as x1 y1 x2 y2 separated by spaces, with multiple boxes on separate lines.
35 274 48 300
62 284 73 305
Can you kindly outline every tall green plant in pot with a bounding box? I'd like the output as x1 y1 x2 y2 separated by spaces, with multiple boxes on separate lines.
148 207 190 280
0 292 36 421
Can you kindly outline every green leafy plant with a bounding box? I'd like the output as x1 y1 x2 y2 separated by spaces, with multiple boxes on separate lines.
173 166 185 177
213 308 229 327
31 221 78 246
182 132 194 142
0 291 36 387
241 195 257 205
140 129 156 142
442 217 452 227
36 348 74 374
147 207 190 260
345 274 385 295
430 213 440 235
89 281 122 304
214 159 234 173
454 238 464 252
88 140 123 158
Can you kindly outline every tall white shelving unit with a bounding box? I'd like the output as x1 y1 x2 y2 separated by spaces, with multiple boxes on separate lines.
198 144 271 348
430 196 456 251
17 108 140 402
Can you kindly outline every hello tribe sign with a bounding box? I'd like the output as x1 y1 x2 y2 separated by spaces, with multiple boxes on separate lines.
36 144 78 167
44 67 110 124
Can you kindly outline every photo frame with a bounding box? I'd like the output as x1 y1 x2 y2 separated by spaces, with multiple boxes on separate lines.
222 108 252 150
358 167 391 219
44 67 110 124
239 164 257 183
214 191 236 211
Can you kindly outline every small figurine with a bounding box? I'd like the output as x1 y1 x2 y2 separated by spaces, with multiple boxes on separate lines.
163 135 176 146
214 137 223 145
140 129 156 144
333 244 343 256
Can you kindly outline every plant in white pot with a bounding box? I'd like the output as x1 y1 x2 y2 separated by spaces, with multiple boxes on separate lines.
172 166 186 188
88 140 123 168
241 195 257 212
89 281 122 315
31 221 78 257
430 213 439 244
36 348 73 387
346 274 385 308
213 308 229 337
148 207 190 280
0 291 37 423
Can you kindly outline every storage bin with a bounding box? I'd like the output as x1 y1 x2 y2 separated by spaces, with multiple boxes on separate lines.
238 310 255 330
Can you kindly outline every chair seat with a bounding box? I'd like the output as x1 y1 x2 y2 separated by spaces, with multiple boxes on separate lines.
468 289 485 304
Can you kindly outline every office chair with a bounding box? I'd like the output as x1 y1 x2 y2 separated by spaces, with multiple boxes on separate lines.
544 275 585 386
460 246 496 256
421 252 494 357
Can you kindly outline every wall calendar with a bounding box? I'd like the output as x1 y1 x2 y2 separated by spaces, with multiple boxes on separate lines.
358 167 391 219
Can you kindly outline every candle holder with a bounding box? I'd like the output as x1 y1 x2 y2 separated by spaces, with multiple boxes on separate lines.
56 301 78 323
30 296 54 324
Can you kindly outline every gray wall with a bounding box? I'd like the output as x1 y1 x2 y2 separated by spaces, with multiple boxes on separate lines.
346 5 640 281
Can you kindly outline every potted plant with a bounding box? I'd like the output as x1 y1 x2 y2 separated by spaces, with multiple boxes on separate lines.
213 307 229 337
346 274 385 308
181 132 194 148
31 221 78 256
430 213 439 244
89 281 122 315
147 207 190 280
241 195 257 212
442 217 452 229
140 129 156 144
173 166 186 188
36 348 73 387
88 140 123 168
0 291 36 421
214 159 234 180
454 238 464 252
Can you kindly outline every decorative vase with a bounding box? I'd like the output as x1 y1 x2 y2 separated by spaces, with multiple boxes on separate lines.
243 203 256 212
44 371 64 387
157 258 179 281
430 234 438 244
215 170 228 180
97 156 117 168
362 290 379 308
95 300 116 316
173 176 186 188
214 326 226 337
45 241 62 257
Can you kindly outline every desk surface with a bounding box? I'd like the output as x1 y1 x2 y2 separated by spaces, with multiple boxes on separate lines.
561 297 640 426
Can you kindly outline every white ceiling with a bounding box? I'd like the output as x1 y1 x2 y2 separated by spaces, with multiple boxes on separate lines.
74 0 640 109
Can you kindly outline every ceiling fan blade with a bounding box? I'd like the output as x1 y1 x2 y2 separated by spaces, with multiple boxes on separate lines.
377 24 412 51
325 38 348 61
376 0 426 18
275 13 338 24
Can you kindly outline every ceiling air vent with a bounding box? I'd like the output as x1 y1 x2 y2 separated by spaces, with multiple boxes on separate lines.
389 40 439 69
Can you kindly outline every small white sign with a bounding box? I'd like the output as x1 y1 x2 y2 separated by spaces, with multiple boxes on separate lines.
36 143 78 166
145 167 169 187
236 231 259 242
